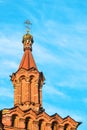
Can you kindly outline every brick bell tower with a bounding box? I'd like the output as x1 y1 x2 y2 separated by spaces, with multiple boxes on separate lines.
11 27 45 112
0 21 80 130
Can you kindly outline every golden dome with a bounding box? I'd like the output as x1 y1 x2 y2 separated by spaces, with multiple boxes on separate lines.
22 33 34 43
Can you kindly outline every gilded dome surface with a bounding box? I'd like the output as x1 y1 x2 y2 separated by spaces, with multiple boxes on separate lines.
22 33 34 43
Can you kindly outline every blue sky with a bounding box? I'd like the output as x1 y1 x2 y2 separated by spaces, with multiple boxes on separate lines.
0 0 87 129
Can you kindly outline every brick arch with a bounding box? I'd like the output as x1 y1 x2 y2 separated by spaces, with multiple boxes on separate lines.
38 119 46 130
50 119 59 124
24 112 36 121
10 110 22 118
37 112 49 122
30 75 35 79
25 117 33 130
51 121 58 130
29 74 37 83
64 123 71 130
11 114 19 128
49 114 63 125
29 74 35 83
19 75 26 81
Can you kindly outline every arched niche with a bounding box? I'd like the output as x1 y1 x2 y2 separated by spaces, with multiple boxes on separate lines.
19 75 26 81
30 75 35 80
39 119 45 130
25 117 32 130
51 121 58 130
64 124 71 130
12 114 19 128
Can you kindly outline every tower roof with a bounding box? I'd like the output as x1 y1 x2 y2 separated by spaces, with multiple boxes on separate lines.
18 31 37 70
19 49 37 70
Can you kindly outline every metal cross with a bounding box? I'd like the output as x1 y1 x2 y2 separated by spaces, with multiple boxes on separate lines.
24 20 32 33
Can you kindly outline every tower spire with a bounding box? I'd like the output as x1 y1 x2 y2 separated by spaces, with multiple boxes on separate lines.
19 20 36 70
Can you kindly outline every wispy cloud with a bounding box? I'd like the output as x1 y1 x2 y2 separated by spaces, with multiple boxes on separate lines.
56 75 87 89
44 85 68 99
1 60 18 69
0 60 18 77
33 41 87 89
0 34 22 55
33 44 60 64
0 32 23 77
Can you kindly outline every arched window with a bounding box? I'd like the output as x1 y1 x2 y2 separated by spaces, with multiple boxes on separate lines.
25 117 29 130
39 120 44 130
12 115 18 127
25 117 32 130
64 124 70 130
52 122 57 130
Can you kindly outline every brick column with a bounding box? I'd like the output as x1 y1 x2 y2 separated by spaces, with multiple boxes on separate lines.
34 79 39 104
31 79 35 103
21 79 27 103
19 118 25 129
24 82 28 103
14 80 21 106
14 86 18 105
58 125 64 130
33 121 39 130
25 78 30 103
40 87 42 105
28 79 31 103
45 123 52 130
18 81 22 104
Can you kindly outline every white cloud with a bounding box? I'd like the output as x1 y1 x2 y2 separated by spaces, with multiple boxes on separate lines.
33 44 60 64
56 78 86 89
33 42 87 89
0 38 21 54
0 32 22 77
43 85 68 99
2 60 18 69
0 33 22 59
0 60 18 77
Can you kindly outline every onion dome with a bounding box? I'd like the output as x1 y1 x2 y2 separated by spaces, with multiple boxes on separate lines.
22 33 34 51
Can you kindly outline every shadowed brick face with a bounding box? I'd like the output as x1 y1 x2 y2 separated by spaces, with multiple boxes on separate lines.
0 32 80 130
